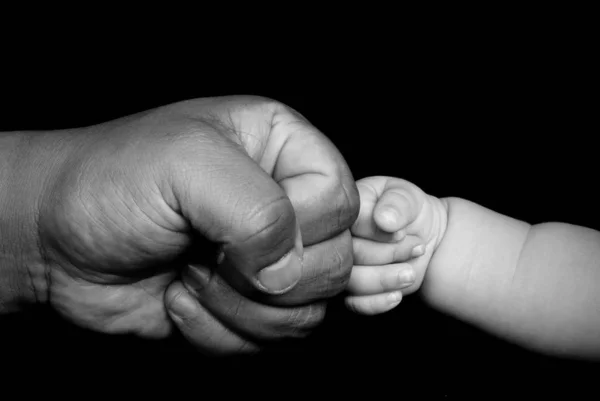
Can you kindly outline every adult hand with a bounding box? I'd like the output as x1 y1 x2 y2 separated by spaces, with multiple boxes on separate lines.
0 96 359 354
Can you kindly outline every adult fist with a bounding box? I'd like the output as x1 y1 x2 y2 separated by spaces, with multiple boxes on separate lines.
23 96 358 353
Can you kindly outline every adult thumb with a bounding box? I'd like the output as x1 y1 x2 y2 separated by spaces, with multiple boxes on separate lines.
167 131 303 295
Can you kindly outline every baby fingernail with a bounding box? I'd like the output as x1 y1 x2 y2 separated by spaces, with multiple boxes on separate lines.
411 244 425 257
380 207 399 226
398 269 415 286
388 291 402 304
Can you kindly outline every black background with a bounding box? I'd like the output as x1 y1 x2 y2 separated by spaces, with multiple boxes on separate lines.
1 20 598 397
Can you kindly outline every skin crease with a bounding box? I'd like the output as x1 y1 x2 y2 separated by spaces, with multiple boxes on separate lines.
347 176 600 360
0 96 359 354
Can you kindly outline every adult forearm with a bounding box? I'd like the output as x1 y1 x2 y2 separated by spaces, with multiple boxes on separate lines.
1 132 31 311
0 130 72 312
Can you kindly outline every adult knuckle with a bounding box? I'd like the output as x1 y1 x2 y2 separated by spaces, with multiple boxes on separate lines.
241 195 295 245
331 177 360 232
227 96 288 120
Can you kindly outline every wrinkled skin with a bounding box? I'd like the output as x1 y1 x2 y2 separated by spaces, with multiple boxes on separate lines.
33 96 359 353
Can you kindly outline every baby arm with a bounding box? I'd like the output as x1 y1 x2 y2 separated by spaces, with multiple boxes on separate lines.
348 176 600 360
426 197 600 359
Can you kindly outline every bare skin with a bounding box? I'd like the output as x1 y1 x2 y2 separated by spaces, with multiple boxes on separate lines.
347 176 600 360
0 96 359 354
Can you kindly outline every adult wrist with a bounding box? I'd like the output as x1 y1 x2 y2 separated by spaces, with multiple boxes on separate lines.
0 129 76 312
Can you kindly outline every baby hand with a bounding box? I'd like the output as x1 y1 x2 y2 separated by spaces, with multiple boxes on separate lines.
346 176 448 315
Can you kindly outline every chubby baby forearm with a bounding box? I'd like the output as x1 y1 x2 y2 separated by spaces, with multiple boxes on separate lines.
421 196 600 359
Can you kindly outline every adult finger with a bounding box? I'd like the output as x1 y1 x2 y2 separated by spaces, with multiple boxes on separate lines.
166 122 303 296
165 280 259 355
208 99 360 305
177 264 326 341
